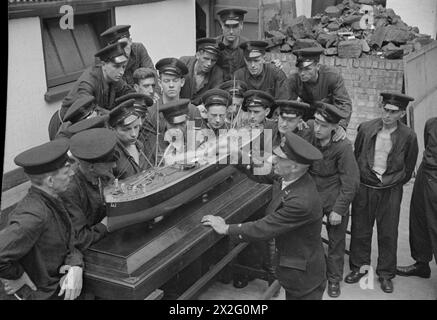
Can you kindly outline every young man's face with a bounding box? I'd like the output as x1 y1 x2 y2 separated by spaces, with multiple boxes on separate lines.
297 63 318 82
196 51 218 74
115 117 142 146
381 104 405 126
314 113 336 140
278 114 301 134
207 105 227 129
102 60 127 83
50 163 74 193
159 74 185 99
134 77 156 99
244 56 264 76
221 22 243 43
247 106 269 126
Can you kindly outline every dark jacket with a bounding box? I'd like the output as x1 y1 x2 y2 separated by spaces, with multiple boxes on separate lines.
113 140 151 180
59 170 108 251
310 138 360 215
0 187 83 300
289 65 352 129
422 117 437 170
179 56 225 105
354 118 419 187
123 42 154 85
215 35 248 81
234 63 290 100
61 66 134 113
228 172 326 297
48 66 135 140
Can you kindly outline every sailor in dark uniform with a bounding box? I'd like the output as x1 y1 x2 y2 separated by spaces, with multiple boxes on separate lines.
0 139 83 300
289 47 352 140
199 89 231 136
48 42 135 140
202 131 327 300
346 92 418 293
60 128 118 251
234 41 290 100
274 100 314 147
180 38 225 105
100 25 154 85
215 8 248 81
147 58 191 158
397 117 437 278
113 93 155 162
109 99 154 180
309 102 360 298
242 90 277 130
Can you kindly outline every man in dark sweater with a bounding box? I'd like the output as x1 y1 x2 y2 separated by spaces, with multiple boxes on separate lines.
309 101 360 298
234 41 290 100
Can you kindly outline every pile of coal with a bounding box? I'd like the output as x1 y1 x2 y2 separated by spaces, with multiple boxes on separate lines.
264 0 434 59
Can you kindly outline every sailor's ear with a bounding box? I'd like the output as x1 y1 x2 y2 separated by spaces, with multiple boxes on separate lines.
180 77 186 88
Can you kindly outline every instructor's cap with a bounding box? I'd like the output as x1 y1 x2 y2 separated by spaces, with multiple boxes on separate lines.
273 131 323 165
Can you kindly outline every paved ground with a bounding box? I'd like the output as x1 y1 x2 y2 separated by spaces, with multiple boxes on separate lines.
199 179 437 300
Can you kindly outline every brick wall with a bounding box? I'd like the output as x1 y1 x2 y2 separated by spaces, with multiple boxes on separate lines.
266 52 404 142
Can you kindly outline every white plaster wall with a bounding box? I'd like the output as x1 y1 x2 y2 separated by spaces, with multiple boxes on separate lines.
387 0 437 39
115 0 197 62
5 17 59 173
295 0 312 18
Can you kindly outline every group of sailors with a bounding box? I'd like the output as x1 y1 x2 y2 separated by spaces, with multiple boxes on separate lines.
0 7 436 300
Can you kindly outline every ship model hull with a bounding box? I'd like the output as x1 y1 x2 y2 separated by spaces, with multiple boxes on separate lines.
105 164 232 231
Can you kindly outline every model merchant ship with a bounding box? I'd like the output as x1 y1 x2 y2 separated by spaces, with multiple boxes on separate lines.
103 97 262 232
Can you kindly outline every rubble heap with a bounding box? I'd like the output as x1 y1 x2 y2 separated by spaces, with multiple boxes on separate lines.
265 0 434 59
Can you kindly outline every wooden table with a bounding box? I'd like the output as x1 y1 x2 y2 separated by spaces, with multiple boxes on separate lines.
83 166 272 300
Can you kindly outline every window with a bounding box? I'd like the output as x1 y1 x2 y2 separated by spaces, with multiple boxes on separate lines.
42 10 113 90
